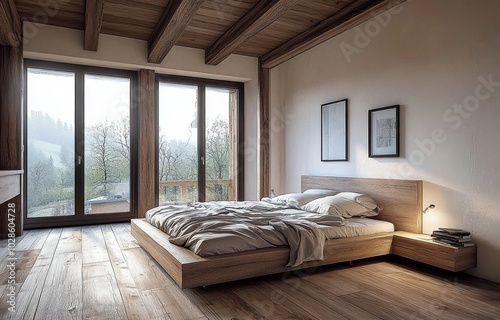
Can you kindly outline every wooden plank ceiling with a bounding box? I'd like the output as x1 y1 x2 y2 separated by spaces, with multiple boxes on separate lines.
8 0 406 68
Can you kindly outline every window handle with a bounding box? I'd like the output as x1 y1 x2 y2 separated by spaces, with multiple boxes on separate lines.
77 155 82 165
201 156 205 165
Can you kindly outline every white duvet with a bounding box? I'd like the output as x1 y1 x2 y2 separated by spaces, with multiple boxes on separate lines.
146 201 346 267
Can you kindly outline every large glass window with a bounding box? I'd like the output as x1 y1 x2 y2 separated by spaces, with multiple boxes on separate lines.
26 68 75 218
24 60 137 228
158 83 199 204
84 74 131 214
205 87 238 202
157 77 243 204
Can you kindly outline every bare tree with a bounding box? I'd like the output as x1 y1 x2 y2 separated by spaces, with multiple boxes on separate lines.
113 115 130 160
86 121 120 198
205 117 229 200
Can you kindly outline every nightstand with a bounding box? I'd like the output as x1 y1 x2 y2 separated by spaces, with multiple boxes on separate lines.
392 231 477 272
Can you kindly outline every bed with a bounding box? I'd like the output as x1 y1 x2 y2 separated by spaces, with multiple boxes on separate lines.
131 176 423 289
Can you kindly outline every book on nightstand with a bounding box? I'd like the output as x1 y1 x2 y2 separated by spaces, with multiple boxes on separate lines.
432 231 472 242
437 228 471 235
431 228 474 247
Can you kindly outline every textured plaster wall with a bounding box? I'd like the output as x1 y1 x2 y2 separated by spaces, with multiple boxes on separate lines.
270 0 500 283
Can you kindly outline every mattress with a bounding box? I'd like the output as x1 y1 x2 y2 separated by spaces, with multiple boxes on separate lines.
321 217 395 239
146 202 395 266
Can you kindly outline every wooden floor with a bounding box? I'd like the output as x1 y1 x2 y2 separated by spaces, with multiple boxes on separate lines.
1 223 500 320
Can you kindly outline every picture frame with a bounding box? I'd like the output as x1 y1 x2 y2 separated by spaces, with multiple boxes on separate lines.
368 105 400 157
321 99 348 161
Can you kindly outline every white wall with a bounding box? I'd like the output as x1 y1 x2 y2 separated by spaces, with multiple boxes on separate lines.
23 24 260 200
270 0 500 283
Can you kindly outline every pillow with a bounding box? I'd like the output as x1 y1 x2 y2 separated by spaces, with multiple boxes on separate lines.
336 192 382 212
302 189 339 196
301 195 378 218
262 192 325 208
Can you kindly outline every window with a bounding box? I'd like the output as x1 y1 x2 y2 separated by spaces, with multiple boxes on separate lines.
24 60 137 228
157 76 244 204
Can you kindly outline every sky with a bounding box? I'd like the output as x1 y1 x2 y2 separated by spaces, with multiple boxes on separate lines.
158 82 231 143
27 68 232 144
27 68 130 128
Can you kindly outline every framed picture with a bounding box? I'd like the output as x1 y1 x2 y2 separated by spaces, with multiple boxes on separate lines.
321 99 348 161
368 105 400 157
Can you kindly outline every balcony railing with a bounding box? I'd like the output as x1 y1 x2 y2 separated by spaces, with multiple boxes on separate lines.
159 179 234 203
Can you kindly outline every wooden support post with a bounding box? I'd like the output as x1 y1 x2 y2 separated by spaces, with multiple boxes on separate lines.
138 69 156 218
258 60 270 199
0 40 23 237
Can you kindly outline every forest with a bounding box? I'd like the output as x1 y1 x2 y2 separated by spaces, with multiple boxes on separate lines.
27 111 231 217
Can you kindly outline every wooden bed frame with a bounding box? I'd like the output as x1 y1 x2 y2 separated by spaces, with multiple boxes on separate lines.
131 176 423 289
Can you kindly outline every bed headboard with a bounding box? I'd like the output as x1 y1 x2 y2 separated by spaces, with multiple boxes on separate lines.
301 176 423 233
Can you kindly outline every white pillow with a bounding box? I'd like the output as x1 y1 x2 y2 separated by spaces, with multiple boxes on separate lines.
301 195 378 218
262 193 325 208
302 189 339 196
336 192 381 212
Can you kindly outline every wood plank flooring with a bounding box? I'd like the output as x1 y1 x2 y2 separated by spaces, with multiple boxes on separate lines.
1 223 500 320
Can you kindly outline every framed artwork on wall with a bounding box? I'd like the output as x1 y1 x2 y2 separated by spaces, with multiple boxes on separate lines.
321 99 348 161
368 105 400 157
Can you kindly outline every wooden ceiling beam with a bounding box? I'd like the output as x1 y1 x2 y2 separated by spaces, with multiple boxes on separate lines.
205 0 300 66
261 0 407 69
0 0 21 47
148 0 204 64
84 0 106 51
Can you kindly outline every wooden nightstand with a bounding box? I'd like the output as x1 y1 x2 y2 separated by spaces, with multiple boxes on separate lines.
392 231 477 272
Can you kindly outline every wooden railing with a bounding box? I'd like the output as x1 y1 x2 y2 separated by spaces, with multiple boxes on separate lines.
159 179 234 203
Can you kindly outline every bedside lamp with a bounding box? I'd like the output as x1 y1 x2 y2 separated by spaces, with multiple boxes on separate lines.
423 204 435 214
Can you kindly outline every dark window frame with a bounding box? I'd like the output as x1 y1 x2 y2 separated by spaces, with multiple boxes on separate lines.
155 74 245 204
23 59 138 229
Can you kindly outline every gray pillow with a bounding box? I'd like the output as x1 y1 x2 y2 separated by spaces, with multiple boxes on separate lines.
301 195 378 218
262 192 325 208
302 189 339 196
336 192 382 212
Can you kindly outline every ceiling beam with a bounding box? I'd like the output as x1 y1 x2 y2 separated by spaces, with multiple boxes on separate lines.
84 0 106 51
0 0 21 47
205 0 300 66
261 0 407 69
148 0 204 64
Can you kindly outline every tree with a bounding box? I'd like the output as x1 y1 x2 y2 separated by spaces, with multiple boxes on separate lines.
112 115 131 182
27 152 58 208
157 117 231 202
205 117 230 200
158 133 197 202
113 115 130 161
86 120 120 198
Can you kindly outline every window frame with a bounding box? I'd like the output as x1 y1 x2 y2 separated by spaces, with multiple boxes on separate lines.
155 74 245 204
23 59 138 229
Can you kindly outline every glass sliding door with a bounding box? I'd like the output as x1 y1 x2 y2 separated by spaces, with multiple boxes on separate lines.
205 87 237 201
157 76 244 204
84 74 131 214
26 68 76 218
24 60 137 228
158 82 199 205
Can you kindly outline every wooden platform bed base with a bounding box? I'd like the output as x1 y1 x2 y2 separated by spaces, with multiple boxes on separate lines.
131 176 423 289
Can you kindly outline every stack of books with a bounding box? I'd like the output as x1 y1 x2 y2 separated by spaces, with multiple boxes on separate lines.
431 228 474 247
